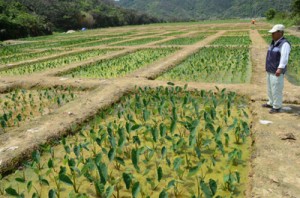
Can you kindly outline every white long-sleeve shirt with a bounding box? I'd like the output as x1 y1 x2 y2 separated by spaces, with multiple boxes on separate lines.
275 37 291 69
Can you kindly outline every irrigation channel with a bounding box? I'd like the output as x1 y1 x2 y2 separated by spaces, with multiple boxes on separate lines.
0 21 300 197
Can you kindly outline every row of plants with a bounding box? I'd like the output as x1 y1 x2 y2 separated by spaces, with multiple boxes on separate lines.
211 36 252 46
262 35 300 45
223 31 249 36
71 38 126 48
0 87 79 133
257 29 270 36
0 49 64 65
158 32 214 46
1 35 120 56
62 48 179 79
1 38 89 55
161 32 187 36
19 31 135 42
0 49 120 76
111 37 164 46
158 46 251 84
0 85 251 197
0 47 23 57
287 46 300 85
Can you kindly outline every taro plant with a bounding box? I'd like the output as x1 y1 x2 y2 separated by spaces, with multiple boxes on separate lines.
62 48 178 79
0 87 79 132
0 49 118 75
158 46 251 84
1 85 251 197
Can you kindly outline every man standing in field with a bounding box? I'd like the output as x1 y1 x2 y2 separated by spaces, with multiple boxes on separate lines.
262 24 291 114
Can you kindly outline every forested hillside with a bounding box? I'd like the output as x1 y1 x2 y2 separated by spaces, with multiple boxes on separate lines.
115 0 292 21
0 0 161 40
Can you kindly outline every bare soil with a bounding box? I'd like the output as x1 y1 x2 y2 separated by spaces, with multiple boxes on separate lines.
0 22 299 197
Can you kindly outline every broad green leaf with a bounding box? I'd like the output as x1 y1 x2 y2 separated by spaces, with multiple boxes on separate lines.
16 114 22 121
200 180 212 198
108 148 116 162
97 162 108 185
161 146 167 158
167 180 176 188
170 119 177 134
131 124 141 131
73 145 80 158
107 125 113 136
32 150 40 164
151 127 158 142
143 109 150 122
195 147 201 159
32 192 38 198
166 157 171 167
157 166 163 182
205 123 215 134
109 136 116 148
5 187 19 196
48 189 56 198
210 108 216 120
188 163 202 177
27 181 32 192
48 158 54 169
1 120 7 129
95 182 105 197
118 135 126 148
132 182 140 198
159 189 168 198
133 136 141 145
64 145 70 154
15 177 25 183
236 171 240 183
39 177 50 186
59 166 66 175
131 149 140 171
242 121 250 135
95 153 102 165
216 140 225 156
125 122 132 133
59 174 73 186
209 179 217 196
68 158 76 168
159 123 167 137
189 132 196 147
167 82 175 86
184 84 188 90
224 133 230 147
106 186 114 198
122 173 132 190
173 157 182 171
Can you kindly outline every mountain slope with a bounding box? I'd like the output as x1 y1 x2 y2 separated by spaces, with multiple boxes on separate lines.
115 0 292 21
0 0 161 40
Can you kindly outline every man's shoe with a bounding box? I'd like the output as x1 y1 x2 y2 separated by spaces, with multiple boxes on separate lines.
269 108 281 114
262 104 272 108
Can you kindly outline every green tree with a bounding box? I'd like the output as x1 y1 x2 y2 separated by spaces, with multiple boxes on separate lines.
265 8 276 20
291 0 300 15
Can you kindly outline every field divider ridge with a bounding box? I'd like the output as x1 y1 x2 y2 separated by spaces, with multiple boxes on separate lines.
0 45 123 71
126 30 226 79
32 48 140 77
0 80 132 174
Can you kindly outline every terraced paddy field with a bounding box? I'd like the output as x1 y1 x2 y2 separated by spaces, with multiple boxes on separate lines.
0 20 300 198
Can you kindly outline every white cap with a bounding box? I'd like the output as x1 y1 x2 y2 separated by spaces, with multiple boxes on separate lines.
268 24 285 33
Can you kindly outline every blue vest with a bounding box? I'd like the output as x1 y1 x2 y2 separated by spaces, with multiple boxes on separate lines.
266 37 290 74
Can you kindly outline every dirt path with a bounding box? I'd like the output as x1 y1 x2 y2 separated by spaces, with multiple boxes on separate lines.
0 23 299 197
249 29 300 198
